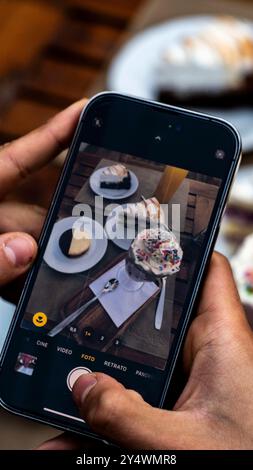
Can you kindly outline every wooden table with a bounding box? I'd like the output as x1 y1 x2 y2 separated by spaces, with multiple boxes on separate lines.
0 0 143 142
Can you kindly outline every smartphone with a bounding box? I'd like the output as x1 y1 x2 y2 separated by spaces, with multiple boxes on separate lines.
0 93 241 438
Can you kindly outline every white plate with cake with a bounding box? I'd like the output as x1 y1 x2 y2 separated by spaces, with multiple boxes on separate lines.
44 216 108 273
105 196 166 250
89 163 139 199
108 15 253 152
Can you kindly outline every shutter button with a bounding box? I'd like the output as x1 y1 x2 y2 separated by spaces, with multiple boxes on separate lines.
66 366 92 391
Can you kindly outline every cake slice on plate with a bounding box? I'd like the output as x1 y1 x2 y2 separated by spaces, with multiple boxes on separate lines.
59 224 91 258
100 164 131 190
156 16 253 108
117 197 165 229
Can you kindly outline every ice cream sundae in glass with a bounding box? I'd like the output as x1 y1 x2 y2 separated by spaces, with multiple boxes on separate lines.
118 226 183 291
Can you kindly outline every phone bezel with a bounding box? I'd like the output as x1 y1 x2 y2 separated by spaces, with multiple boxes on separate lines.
0 92 242 438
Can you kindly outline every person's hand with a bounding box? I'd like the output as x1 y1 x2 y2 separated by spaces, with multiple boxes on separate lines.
0 99 86 296
39 253 253 450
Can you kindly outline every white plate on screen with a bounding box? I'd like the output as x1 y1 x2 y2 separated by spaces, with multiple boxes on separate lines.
108 15 253 153
89 167 139 200
105 204 133 251
44 216 108 273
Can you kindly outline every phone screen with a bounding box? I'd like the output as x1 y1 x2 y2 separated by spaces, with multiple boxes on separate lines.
0 95 239 433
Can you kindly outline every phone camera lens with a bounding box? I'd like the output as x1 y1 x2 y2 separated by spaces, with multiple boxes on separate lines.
168 123 182 132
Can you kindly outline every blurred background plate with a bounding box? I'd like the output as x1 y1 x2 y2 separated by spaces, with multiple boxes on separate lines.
229 165 253 210
108 15 253 153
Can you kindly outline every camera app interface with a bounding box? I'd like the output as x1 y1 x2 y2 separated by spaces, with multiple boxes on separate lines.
10 143 222 426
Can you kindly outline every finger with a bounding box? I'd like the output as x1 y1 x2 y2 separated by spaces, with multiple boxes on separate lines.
0 201 46 240
36 433 86 451
0 98 87 199
72 373 191 449
0 232 37 286
183 252 250 372
7 159 63 208
36 432 106 451
197 252 245 322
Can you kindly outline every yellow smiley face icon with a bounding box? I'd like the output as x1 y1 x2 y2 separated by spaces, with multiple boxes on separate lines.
32 312 47 327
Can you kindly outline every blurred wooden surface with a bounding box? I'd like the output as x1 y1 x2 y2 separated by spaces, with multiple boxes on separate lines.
1 0 253 144
0 0 143 142
0 2 61 76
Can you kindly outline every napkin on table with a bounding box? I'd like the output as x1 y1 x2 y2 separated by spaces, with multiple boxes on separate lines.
89 260 159 328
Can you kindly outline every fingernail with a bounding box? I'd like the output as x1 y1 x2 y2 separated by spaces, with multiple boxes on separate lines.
73 373 97 406
3 237 35 267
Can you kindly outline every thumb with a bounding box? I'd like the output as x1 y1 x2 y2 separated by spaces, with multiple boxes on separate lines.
0 232 37 286
72 372 188 449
